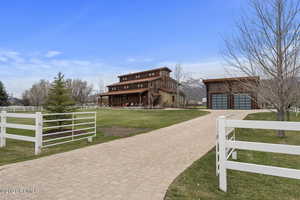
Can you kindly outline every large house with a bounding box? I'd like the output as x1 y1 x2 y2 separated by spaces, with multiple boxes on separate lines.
99 67 185 107
203 77 260 109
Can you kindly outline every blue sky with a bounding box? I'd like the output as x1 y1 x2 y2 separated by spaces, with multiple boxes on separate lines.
0 0 247 97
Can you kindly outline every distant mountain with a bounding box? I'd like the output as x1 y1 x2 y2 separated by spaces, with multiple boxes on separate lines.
181 78 206 103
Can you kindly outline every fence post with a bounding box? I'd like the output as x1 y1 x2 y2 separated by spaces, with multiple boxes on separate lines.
35 112 43 155
72 113 75 141
216 114 219 176
87 112 96 143
0 111 7 147
218 116 227 192
232 151 237 160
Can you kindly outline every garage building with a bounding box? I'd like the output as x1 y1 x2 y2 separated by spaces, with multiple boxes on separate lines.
203 77 259 110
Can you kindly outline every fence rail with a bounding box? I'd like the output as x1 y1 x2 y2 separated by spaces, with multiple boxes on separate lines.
0 111 97 155
216 116 300 192
0 105 101 112
42 112 96 148
0 106 43 112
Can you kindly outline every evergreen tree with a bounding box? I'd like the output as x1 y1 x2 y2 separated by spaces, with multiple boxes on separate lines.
0 81 9 106
44 72 75 113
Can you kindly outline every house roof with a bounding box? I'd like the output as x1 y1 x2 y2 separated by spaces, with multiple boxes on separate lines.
99 88 148 96
118 67 172 78
108 76 161 87
202 76 259 84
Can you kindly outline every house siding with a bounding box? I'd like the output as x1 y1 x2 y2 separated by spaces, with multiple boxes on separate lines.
100 67 185 107
204 77 259 110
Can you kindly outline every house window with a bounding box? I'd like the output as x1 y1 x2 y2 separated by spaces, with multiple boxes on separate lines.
149 72 155 77
123 77 127 81
138 83 144 88
136 74 140 79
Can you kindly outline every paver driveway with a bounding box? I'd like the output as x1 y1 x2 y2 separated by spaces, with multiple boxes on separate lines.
0 110 256 200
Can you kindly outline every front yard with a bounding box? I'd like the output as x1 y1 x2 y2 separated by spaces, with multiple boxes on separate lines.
165 112 300 200
0 109 208 166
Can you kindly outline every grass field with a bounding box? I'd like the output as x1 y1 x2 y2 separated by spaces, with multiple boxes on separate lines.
165 112 300 200
0 109 208 166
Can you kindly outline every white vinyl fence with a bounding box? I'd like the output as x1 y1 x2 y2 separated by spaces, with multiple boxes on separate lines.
292 107 300 117
75 105 99 110
0 111 96 155
216 116 300 192
0 106 43 112
0 111 42 155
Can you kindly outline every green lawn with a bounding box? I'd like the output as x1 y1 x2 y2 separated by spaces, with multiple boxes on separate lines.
186 105 207 109
165 112 300 200
0 109 208 166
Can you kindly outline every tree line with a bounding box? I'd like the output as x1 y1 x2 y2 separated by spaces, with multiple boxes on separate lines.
22 75 95 106
0 81 9 106
0 73 96 107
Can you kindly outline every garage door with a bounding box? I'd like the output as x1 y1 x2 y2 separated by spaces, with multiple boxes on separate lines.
211 94 228 109
234 94 251 110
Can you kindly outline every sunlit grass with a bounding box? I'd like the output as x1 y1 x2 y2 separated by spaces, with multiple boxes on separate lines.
0 109 208 166
165 112 300 200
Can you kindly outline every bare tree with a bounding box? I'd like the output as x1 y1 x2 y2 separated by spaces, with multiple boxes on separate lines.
224 0 300 137
173 63 185 107
22 80 50 106
66 79 93 105
98 76 105 94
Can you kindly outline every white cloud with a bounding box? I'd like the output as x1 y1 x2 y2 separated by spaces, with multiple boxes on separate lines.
157 59 230 80
0 49 122 98
127 58 137 62
126 57 153 63
0 49 230 98
45 51 62 58
0 50 24 63
0 56 7 62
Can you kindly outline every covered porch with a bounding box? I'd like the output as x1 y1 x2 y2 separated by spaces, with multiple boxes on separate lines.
99 89 149 107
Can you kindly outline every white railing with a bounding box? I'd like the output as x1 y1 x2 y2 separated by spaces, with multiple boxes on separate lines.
292 107 300 117
0 111 96 155
216 116 300 192
0 105 102 112
216 114 237 176
42 112 96 147
0 106 43 112
75 105 99 110
0 111 42 155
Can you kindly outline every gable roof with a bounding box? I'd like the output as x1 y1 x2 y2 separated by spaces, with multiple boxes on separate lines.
203 76 259 84
107 76 161 87
118 67 171 78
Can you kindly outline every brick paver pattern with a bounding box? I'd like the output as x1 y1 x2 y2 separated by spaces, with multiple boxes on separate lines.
0 110 256 200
